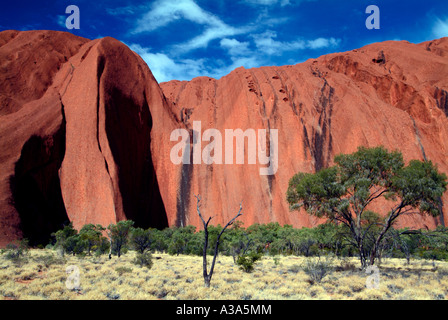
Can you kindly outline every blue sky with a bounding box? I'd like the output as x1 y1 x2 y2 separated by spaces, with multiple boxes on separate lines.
1 0 447 83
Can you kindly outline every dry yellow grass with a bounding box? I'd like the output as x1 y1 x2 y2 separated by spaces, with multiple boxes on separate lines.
0 249 447 300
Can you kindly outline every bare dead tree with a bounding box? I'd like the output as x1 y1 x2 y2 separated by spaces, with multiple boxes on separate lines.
194 194 242 288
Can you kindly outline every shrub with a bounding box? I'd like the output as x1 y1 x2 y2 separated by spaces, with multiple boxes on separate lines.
273 256 281 266
437 266 448 279
416 247 448 261
34 253 66 268
2 239 29 266
115 266 133 276
236 252 262 273
63 235 82 255
95 237 111 256
108 220 134 258
133 251 153 269
302 254 334 284
288 264 301 274
166 225 199 255
335 257 357 272
131 228 152 254
79 224 107 255
52 223 78 255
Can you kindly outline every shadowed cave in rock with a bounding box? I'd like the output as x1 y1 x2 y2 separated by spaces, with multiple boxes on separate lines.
9 90 170 246
103 84 169 230
9 127 69 246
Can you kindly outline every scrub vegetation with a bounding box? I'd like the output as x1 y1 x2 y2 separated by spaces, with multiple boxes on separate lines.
1 146 447 300
0 248 447 300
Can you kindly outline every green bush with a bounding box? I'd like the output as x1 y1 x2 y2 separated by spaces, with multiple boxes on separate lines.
79 224 107 256
108 220 134 258
95 237 111 256
416 247 448 261
40 219 448 265
2 239 29 266
236 252 262 273
131 228 152 254
133 251 153 269
63 235 82 255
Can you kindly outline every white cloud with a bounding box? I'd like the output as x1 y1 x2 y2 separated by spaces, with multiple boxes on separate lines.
132 0 251 54
124 2 340 82
251 7 291 28
306 37 341 49
130 42 262 82
130 44 209 83
225 56 261 71
220 38 251 57
106 5 147 16
57 15 66 28
253 30 305 55
133 0 211 33
252 30 340 55
433 17 448 39
242 0 318 7
173 24 249 53
219 38 262 72
242 0 291 6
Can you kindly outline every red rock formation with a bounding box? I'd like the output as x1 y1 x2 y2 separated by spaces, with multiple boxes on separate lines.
58 35 171 233
1 30 448 246
0 31 172 246
0 30 88 246
159 38 448 230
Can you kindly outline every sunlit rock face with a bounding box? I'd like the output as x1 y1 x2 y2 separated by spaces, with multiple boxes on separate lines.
1 30 447 246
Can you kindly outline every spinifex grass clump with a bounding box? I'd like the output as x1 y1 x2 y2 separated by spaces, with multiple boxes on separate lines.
302 254 334 284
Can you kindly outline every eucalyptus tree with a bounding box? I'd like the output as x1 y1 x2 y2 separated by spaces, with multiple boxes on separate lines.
287 146 447 268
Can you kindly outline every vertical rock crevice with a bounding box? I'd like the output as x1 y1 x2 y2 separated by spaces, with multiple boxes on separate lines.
311 74 335 172
411 115 445 226
102 70 169 230
9 103 69 246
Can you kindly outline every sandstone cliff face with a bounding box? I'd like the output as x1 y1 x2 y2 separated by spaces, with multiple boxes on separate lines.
159 38 448 230
0 31 172 246
1 30 448 246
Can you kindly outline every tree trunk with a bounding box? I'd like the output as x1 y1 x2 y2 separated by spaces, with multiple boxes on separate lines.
370 211 399 266
370 245 378 266
354 227 367 269
202 222 210 287
195 194 242 288
204 275 211 288
358 243 367 269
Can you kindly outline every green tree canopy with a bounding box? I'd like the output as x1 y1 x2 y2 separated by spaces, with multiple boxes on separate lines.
79 224 106 255
287 146 447 267
108 220 134 258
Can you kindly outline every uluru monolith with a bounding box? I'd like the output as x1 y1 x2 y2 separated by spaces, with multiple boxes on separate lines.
158 38 448 230
1 30 448 246
0 30 173 246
